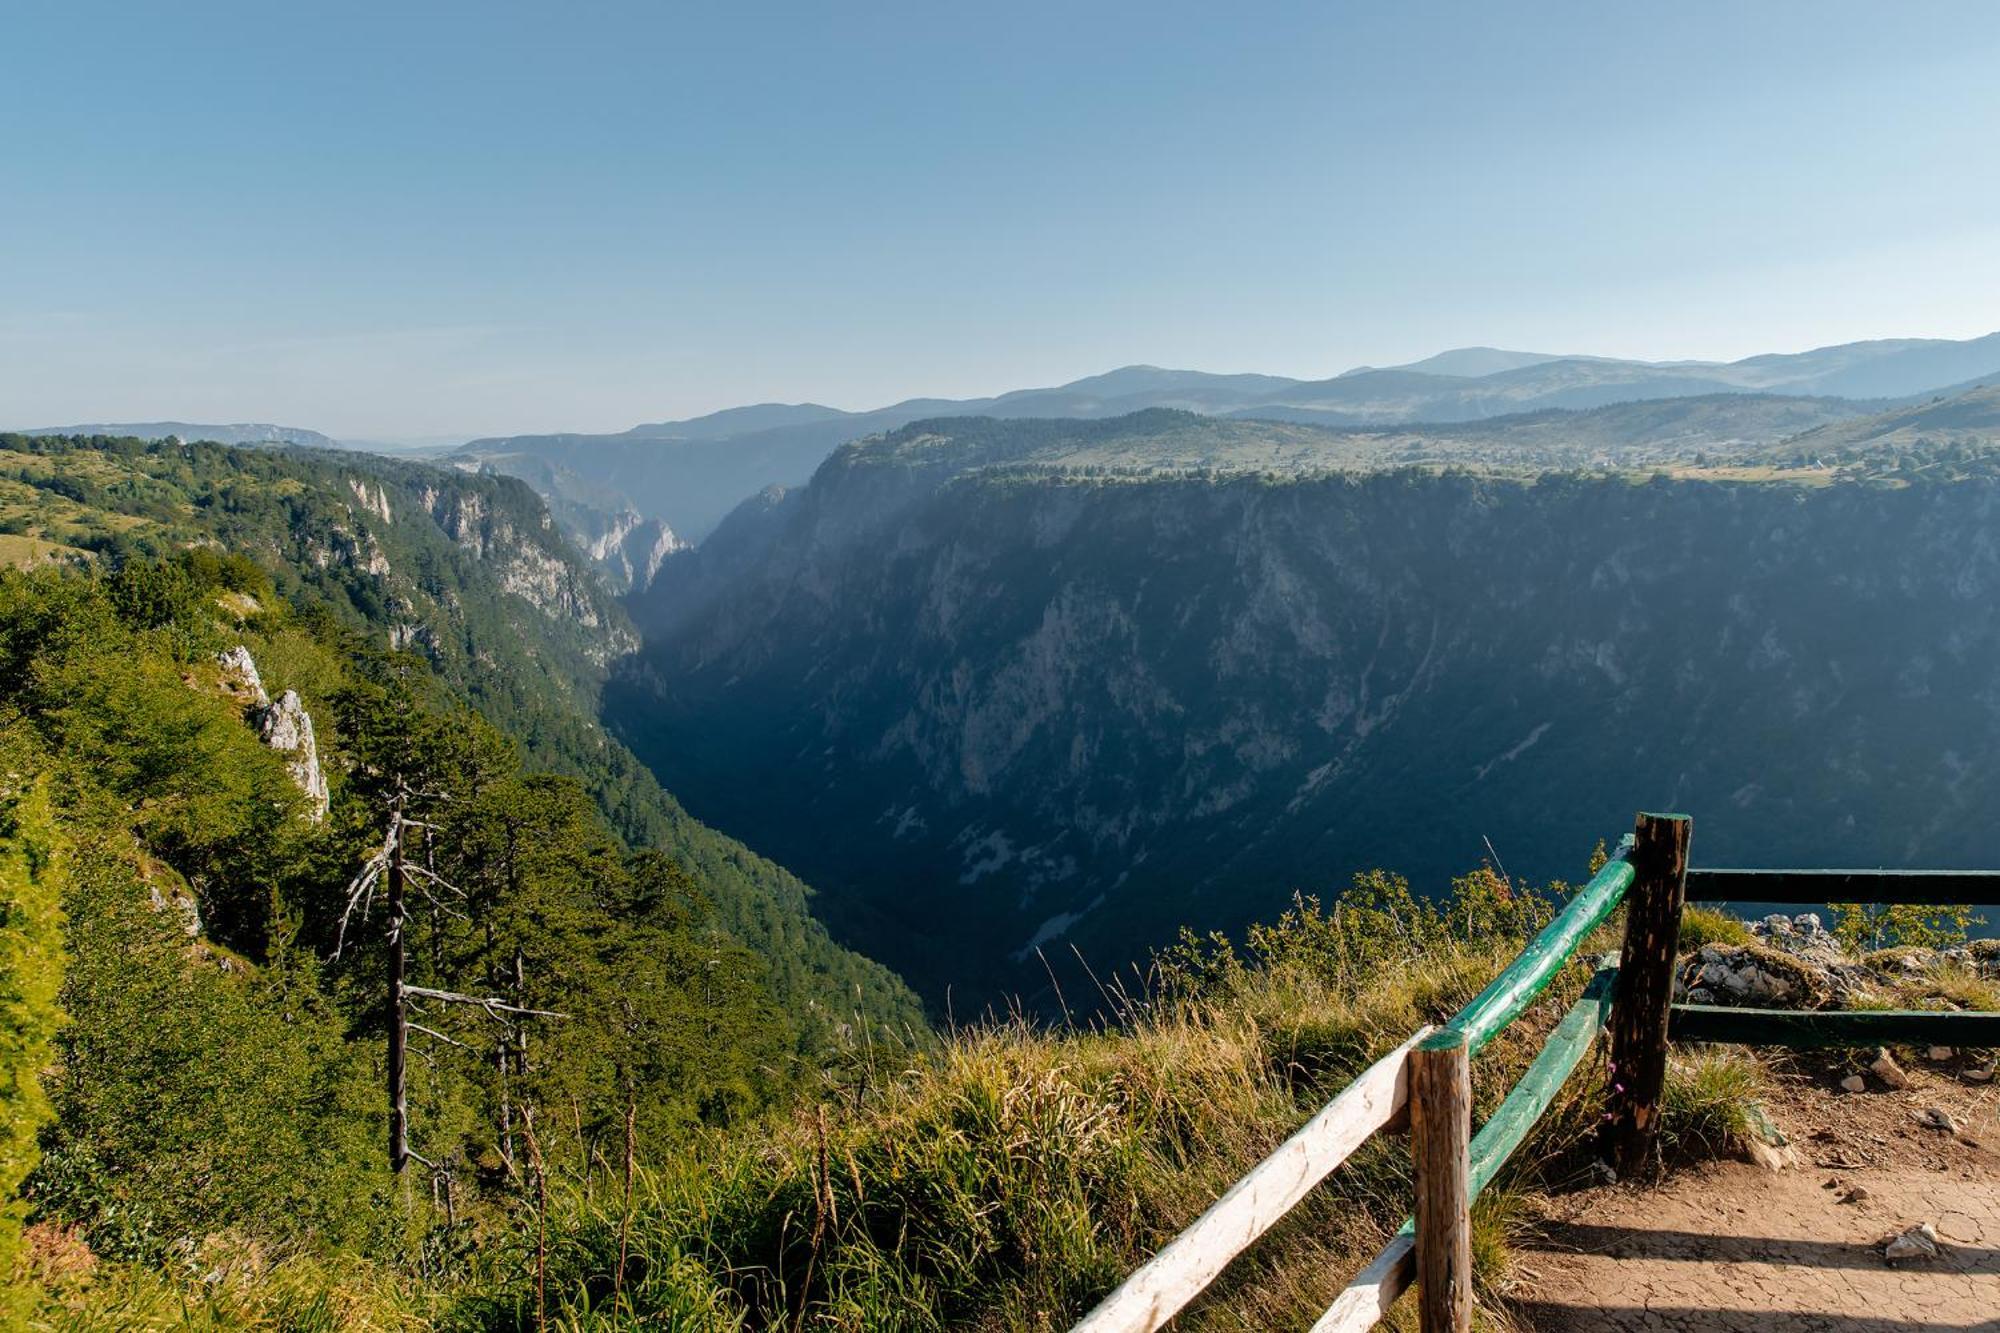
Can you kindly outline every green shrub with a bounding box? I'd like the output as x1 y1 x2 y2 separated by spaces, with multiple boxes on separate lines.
30 830 388 1264
0 760 65 1321
1833 901 1982 952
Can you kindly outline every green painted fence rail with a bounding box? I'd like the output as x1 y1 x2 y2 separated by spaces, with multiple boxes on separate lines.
1687 867 2000 906
1440 836 1633 1055
1418 960 1618 1232
1670 1004 2000 1047
1470 959 1618 1196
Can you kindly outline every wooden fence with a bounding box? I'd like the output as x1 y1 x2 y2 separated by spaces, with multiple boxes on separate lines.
1068 812 2000 1333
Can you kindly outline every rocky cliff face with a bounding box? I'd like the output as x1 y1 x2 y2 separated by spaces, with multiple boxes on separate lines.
613 419 2000 1003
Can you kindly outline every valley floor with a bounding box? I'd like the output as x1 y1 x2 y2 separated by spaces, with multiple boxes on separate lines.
1513 1055 1998 1331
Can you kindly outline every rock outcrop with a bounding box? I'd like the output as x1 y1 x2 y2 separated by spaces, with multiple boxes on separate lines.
217 647 329 822
1680 941 1831 1008
258 688 329 822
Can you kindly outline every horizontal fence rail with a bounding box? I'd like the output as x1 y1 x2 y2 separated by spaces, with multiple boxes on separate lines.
1442 839 1633 1055
1688 867 2000 905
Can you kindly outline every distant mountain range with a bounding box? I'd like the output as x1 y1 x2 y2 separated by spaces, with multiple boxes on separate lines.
455 331 2000 549
12 421 339 448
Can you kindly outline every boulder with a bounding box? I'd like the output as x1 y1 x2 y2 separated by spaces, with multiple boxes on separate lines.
1863 945 1939 974
215 645 270 709
1748 913 1873 998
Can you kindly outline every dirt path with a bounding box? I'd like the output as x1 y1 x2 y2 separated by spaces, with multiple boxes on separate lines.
1512 1053 1999 1331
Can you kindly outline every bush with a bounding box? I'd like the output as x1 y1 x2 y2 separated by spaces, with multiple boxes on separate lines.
30 830 388 1264
1832 901 1983 952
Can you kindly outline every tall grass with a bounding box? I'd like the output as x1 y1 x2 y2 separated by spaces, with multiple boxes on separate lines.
444 868 1617 1331
39 866 1780 1331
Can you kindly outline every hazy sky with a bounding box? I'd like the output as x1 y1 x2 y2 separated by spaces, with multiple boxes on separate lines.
5 1 2000 440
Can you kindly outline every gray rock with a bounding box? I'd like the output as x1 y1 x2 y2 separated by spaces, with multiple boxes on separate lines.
1680 943 1828 1008
1744 914 1870 998
215 645 270 708
1915 1107 1960 1133
1840 1074 1867 1093
1928 1045 1956 1061
1884 1222 1940 1262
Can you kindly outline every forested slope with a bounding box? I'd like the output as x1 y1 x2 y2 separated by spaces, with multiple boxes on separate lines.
0 433 920 1040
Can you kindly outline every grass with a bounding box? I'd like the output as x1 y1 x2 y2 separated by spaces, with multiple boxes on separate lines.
0 533 84 570
29 1232 431 1332
431 873 1638 1331
1658 1049 1770 1161
1677 905 1753 951
1902 962 2000 1013
31 876 1787 1332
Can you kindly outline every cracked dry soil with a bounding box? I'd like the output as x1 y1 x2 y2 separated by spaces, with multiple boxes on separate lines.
1513 1054 1998 1331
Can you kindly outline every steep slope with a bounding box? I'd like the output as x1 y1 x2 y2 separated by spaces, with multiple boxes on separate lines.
612 410 2000 1004
0 431 922 1037
457 333 2000 542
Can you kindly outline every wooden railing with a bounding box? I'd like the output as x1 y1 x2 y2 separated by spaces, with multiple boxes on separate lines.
1069 812 2000 1333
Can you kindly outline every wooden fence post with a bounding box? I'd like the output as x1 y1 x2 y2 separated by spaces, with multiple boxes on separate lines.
1411 1029 1471 1333
1604 811 1691 1176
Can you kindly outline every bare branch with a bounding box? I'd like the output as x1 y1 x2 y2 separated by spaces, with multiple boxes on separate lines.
408 1022 473 1050
335 817 400 958
399 983 569 1021
406 863 467 896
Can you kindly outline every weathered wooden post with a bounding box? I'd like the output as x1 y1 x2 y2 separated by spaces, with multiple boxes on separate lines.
1604 811 1691 1176
1411 1028 1472 1333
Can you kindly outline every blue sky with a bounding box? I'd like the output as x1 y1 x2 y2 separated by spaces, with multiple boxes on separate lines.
4 1 1999 439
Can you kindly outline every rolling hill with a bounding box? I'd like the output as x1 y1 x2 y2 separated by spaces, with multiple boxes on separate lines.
455 332 2000 549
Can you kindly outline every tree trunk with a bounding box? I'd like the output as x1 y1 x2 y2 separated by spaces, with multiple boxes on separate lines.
387 813 410 1175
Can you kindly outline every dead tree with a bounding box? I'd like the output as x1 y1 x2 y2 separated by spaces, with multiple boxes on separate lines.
340 786 565 1176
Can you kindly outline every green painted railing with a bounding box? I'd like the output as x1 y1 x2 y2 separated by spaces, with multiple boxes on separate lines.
1392 960 1619 1245
1440 835 1634 1054
1671 1004 2000 1046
